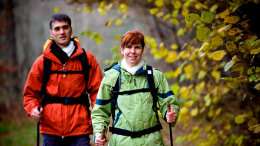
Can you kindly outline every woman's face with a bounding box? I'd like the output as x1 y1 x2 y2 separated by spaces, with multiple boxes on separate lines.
121 43 144 67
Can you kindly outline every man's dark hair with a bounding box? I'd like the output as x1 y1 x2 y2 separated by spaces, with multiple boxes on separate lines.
49 13 71 30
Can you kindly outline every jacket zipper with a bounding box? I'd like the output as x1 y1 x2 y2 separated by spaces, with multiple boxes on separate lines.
63 64 66 78
62 63 65 137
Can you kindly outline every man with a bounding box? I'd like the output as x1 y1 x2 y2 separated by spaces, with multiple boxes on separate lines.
23 13 103 145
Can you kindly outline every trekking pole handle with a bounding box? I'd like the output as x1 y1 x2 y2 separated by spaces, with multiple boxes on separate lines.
167 100 171 112
101 125 106 139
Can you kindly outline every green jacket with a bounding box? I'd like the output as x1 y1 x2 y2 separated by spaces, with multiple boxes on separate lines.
92 60 180 146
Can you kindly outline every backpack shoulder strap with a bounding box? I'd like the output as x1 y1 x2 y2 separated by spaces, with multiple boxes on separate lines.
146 65 161 126
41 57 51 103
78 48 92 93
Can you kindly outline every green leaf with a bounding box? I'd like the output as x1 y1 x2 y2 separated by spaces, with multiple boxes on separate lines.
115 19 122 25
170 18 179 25
235 135 243 146
179 74 186 83
149 8 158 15
172 10 178 18
249 74 260 82
110 45 118 52
183 1 190 8
175 136 183 144
115 35 122 41
201 11 214 23
196 27 210 41
198 70 207 79
254 83 260 90
224 61 235 72
185 13 200 24
225 41 237 52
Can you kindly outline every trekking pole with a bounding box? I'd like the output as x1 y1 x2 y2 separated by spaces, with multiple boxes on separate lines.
101 125 106 139
37 107 40 146
167 100 173 146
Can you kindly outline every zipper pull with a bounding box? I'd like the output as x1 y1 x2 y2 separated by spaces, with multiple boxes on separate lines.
63 64 65 78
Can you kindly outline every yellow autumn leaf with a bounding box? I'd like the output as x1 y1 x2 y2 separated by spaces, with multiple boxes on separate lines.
250 48 260 54
159 47 168 58
198 70 207 79
117 4 128 13
173 67 182 78
54 7 60 13
195 3 201 10
191 108 198 116
247 118 258 127
156 12 164 18
211 70 221 83
209 35 223 50
154 0 164 7
225 41 237 52
181 8 189 16
232 62 245 72
172 1 182 9
205 125 212 132
184 100 193 108
170 18 179 24
180 107 188 115
163 14 171 22
224 124 231 131
179 86 189 99
150 8 158 15
227 28 243 35
199 43 209 51
224 15 240 24
239 45 247 53
97 8 106 15
235 115 247 124
171 44 178 50
115 19 122 25
105 3 112 9
122 13 128 19
216 11 231 19
248 124 260 131
254 83 260 90
212 50 226 60
150 48 159 55
215 108 221 116
165 51 177 63
84 7 90 13
178 50 189 59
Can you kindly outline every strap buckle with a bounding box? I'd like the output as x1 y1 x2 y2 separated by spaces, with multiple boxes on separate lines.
64 97 71 105
131 131 141 138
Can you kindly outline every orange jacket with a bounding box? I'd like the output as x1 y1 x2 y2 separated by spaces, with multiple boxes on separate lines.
23 40 103 137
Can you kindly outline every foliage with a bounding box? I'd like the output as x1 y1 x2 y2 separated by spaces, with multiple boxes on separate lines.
64 0 260 145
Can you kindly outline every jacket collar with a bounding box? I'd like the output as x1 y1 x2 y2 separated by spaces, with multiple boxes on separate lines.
43 39 84 65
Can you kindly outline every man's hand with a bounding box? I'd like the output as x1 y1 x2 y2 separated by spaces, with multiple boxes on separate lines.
31 107 43 122
95 133 106 146
166 107 176 123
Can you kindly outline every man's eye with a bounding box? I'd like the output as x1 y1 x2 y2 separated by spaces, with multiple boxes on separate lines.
54 28 59 31
63 26 69 29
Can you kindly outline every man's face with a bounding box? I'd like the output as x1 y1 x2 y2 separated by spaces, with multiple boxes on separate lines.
50 20 72 49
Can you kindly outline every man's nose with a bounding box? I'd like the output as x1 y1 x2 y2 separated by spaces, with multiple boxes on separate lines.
60 28 65 34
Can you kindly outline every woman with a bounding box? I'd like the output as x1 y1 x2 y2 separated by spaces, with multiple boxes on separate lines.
92 30 180 146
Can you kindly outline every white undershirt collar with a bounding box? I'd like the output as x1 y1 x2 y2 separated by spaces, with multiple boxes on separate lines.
62 41 75 57
121 58 144 75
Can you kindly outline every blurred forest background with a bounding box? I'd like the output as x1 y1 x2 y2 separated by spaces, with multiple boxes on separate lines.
1 0 260 145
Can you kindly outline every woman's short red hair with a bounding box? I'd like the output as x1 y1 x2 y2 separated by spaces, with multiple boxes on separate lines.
120 30 145 49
